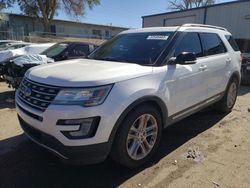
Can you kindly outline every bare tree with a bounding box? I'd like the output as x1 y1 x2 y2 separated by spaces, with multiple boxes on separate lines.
15 0 100 32
169 0 215 10
0 0 15 10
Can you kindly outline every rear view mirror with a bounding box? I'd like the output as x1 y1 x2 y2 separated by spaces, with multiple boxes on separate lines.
169 52 197 65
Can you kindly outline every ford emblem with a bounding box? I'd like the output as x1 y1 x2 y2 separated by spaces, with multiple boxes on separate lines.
22 86 32 97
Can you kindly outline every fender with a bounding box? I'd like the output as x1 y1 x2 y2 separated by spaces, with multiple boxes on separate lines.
107 95 168 147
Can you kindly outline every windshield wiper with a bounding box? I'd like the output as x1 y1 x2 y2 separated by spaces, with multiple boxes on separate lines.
95 57 129 63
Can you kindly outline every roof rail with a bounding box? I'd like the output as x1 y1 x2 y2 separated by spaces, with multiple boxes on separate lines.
182 24 227 31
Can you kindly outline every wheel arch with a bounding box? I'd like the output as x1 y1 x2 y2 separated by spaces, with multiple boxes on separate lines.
230 71 241 85
108 96 168 147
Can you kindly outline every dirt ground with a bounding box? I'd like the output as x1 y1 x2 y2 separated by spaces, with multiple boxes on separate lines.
0 81 250 188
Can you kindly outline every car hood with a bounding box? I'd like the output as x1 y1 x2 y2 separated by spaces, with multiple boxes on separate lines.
25 59 153 87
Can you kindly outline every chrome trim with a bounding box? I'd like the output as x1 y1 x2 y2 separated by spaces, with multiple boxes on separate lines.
24 78 59 89
18 78 60 112
18 96 46 111
172 94 222 120
29 89 57 96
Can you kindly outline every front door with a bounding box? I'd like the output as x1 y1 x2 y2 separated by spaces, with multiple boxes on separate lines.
164 32 208 116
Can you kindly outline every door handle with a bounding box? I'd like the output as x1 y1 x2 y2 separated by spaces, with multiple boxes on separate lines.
226 58 232 64
199 65 207 71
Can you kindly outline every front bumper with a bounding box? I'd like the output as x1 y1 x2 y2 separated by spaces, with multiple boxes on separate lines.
18 115 111 165
15 89 124 164
15 91 122 146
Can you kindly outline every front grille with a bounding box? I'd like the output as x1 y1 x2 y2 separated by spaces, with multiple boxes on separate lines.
18 78 60 112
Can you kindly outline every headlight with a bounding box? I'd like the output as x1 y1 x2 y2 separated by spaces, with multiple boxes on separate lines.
52 85 113 106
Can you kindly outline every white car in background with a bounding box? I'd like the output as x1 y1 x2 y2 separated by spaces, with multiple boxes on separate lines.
0 40 23 46
0 42 27 51
0 43 55 63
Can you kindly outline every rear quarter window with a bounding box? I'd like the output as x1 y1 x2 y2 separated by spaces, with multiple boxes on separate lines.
225 35 240 52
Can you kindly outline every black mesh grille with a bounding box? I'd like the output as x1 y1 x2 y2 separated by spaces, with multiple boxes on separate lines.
18 78 60 112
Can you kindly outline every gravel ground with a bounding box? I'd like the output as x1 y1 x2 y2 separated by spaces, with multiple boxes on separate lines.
0 82 250 188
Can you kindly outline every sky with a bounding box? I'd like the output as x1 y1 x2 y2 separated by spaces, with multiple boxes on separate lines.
5 0 235 28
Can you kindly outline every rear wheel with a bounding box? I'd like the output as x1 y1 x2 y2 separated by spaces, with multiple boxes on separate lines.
110 104 162 168
215 78 238 113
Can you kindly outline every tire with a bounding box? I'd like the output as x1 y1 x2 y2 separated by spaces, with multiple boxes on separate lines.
241 74 250 85
110 104 162 168
215 77 239 113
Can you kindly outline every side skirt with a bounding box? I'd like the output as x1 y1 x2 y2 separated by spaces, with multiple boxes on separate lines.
165 92 224 128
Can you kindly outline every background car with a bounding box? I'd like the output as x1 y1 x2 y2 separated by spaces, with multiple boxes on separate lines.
0 42 28 51
0 40 23 46
236 39 250 84
41 42 98 61
1 42 98 88
0 43 33 63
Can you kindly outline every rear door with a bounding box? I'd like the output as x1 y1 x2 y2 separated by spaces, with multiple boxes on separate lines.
199 33 230 98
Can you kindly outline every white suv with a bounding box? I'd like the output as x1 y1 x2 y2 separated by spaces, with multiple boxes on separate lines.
16 24 241 167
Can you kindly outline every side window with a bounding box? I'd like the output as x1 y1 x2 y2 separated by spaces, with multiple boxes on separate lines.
200 33 227 56
174 33 203 58
225 35 240 51
68 44 90 57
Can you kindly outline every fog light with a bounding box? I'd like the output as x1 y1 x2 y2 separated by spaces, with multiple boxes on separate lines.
57 117 100 139
68 119 93 137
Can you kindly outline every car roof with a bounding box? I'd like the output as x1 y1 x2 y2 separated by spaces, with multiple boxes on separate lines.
121 27 179 34
121 25 231 35
9 42 31 45
0 40 23 43
58 42 96 46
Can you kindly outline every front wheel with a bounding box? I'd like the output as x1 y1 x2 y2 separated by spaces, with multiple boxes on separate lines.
110 104 162 168
215 78 238 113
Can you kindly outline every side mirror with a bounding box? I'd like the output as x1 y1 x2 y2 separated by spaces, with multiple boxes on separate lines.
169 52 197 65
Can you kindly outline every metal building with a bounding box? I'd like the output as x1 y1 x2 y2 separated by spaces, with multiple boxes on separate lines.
142 0 250 40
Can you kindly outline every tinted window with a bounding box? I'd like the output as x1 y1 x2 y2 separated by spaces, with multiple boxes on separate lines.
68 44 90 57
174 33 203 57
225 35 240 51
200 33 226 55
42 43 69 58
89 32 173 65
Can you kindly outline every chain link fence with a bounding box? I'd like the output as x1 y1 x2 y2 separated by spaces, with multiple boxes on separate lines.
27 31 107 45
0 30 24 41
0 29 107 45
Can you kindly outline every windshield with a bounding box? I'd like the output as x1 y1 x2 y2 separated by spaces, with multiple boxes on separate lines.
89 32 173 65
42 43 69 57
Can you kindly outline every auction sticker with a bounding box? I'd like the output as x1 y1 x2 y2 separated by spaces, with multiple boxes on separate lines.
147 35 169 40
